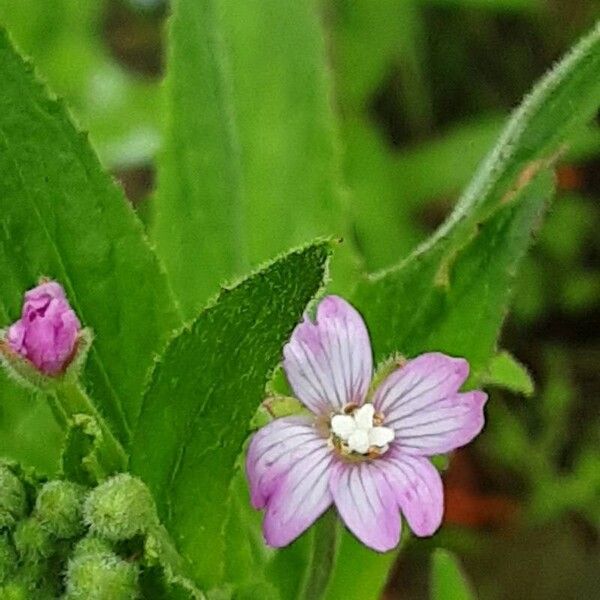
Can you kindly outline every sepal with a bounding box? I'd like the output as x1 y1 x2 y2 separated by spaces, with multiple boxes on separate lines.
367 352 407 399
250 395 307 429
0 328 93 393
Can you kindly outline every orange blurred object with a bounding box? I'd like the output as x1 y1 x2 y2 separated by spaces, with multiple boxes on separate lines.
443 451 519 528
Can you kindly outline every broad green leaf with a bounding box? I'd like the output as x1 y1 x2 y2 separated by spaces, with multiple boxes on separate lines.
483 351 534 396
0 374 61 476
153 0 351 319
143 525 205 599
0 0 160 168
335 21 600 598
130 242 332 588
0 29 180 445
430 549 475 600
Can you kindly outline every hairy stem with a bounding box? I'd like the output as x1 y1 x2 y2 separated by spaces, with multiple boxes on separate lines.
299 509 340 600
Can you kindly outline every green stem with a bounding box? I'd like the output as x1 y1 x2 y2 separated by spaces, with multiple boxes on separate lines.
52 381 128 476
45 393 69 430
299 509 340 600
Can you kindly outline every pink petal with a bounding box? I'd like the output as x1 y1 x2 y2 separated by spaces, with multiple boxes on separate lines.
246 415 324 509
262 440 333 547
373 353 469 418
390 391 487 455
24 281 66 303
283 295 373 415
330 461 401 552
372 353 486 455
378 450 443 537
7 319 25 353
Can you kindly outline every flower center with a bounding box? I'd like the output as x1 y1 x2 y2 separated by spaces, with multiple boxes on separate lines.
330 403 394 458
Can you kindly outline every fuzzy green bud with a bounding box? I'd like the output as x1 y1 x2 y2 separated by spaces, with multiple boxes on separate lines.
13 517 52 563
83 474 157 542
64 551 139 600
0 466 26 530
72 536 113 559
34 481 85 539
0 534 16 584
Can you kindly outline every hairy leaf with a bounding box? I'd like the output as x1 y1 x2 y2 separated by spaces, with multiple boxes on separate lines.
354 21 600 373
130 242 331 588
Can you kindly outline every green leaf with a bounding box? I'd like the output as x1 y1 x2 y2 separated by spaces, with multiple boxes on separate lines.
130 241 332 588
341 20 600 596
483 351 534 396
356 169 552 381
0 374 61 476
430 549 475 600
143 525 206 599
334 0 428 114
354 21 600 374
153 0 351 319
0 29 180 445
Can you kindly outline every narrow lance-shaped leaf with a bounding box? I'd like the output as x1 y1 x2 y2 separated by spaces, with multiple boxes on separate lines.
153 0 352 319
328 21 600 600
0 29 180 445
130 241 332 589
354 20 600 373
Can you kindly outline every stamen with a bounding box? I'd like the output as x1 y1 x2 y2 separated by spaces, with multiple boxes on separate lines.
330 403 395 458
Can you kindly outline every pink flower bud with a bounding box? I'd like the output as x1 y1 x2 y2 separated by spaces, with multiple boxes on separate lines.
7 281 81 375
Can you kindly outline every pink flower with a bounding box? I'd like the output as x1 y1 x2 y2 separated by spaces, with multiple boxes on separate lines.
7 281 81 375
246 295 487 552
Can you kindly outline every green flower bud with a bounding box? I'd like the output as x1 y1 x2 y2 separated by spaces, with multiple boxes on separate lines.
13 518 52 563
72 536 113 559
83 474 157 542
0 533 16 584
64 551 139 600
0 466 26 530
34 481 85 539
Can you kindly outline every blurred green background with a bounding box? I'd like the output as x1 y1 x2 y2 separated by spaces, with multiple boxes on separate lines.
0 1 598 598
